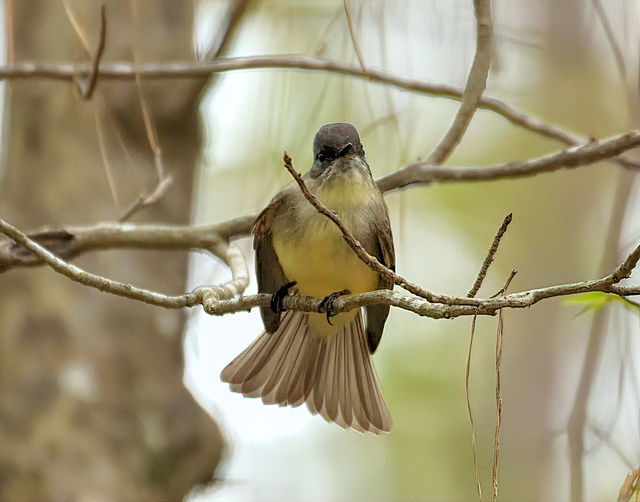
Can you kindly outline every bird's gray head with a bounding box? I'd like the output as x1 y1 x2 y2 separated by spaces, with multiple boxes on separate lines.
309 123 370 180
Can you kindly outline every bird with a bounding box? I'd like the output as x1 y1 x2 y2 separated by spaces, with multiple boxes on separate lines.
221 122 395 433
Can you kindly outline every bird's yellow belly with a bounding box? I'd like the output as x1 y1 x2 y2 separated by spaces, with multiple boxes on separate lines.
272 218 377 336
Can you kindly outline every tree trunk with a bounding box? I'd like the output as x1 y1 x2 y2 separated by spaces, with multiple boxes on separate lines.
0 2 223 499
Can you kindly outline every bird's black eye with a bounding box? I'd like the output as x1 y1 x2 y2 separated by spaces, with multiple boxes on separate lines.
317 153 327 163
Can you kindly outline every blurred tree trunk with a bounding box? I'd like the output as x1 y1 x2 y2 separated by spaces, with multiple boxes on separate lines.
0 1 223 500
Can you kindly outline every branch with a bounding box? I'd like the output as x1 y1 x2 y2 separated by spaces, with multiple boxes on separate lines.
468 213 512 298
203 246 640 318
0 221 232 271
426 0 492 164
377 130 640 191
80 5 106 100
0 218 249 308
2 217 640 321
2 56 637 169
343 0 367 73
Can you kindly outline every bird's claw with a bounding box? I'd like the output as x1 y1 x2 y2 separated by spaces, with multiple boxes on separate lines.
270 281 297 313
319 289 351 325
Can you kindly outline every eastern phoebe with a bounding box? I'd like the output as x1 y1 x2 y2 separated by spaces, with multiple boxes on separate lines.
221 123 395 433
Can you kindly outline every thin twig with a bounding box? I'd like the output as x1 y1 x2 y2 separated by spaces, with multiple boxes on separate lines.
5 0 14 65
118 175 173 222
123 15 169 220
468 214 512 297
491 269 517 299
63 0 92 53
492 307 504 502
94 108 121 212
586 424 635 469
201 0 252 62
81 5 106 99
426 0 493 164
617 467 640 502
466 312 483 502
591 0 634 110
343 0 367 73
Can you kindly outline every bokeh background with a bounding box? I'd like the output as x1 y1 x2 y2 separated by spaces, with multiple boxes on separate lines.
0 1 639 501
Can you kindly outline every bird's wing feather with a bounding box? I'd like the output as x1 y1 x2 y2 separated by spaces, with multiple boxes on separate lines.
254 196 289 334
363 196 395 353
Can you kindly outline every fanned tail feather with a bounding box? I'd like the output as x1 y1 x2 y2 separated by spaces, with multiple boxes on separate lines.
220 310 392 433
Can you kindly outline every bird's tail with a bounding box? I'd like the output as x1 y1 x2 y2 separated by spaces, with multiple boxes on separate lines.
220 310 392 433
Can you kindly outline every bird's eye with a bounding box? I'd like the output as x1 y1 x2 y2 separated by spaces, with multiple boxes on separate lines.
317 153 327 163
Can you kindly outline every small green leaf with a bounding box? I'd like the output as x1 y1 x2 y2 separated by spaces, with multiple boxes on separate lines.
564 292 640 315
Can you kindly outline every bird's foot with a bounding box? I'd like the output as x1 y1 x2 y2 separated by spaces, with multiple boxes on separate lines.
270 281 297 313
319 289 351 325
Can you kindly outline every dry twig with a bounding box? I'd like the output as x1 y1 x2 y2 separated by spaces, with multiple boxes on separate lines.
466 312 483 502
617 467 640 502
343 0 367 73
79 5 106 99
468 214 512 298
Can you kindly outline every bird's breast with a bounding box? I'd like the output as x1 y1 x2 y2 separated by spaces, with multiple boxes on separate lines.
271 179 379 300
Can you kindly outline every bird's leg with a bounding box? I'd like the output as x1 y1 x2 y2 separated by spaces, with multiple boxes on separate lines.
270 281 297 314
319 289 351 325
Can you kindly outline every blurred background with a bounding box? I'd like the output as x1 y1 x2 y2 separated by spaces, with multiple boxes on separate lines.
0 0 639 501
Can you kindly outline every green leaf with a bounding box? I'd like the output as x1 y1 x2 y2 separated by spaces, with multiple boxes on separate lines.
564 292 640 315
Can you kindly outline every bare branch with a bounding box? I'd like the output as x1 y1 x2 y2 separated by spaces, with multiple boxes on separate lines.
0 218 248 308
377 130 640 192
80 5 106 100
201 0 252 62
466 312 483 502
1 56 637 170
468 214 512 298
94 106 121 212
63 0 92 53
343 0 367 73
426 0 493 164
118 175 173 222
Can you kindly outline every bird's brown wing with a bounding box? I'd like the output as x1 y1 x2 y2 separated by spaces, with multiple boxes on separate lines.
254 197 289 334
363 198 395 353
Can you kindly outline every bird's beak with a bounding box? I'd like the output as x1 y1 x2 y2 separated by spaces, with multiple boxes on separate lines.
338 143 356 158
